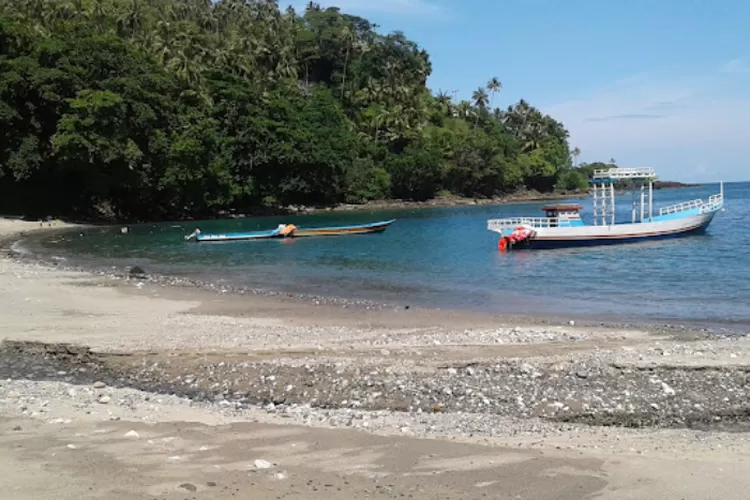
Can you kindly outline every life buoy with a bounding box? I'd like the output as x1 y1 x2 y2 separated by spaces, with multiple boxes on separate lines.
510 226 533 242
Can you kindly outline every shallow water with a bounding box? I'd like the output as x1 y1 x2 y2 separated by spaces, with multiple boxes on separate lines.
25 182 750 327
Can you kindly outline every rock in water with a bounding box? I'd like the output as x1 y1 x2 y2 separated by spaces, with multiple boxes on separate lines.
179 483 197 492
253 459 273 469
124 430 140 438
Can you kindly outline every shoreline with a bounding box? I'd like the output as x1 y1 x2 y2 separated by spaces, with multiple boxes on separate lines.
3 219 744 337
309 190 587 214
1 190 587 225
3 222 750 497
320 182 702 213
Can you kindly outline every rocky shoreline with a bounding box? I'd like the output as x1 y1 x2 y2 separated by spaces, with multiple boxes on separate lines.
308 190 587 214
1 190 586 226
3 333 750 434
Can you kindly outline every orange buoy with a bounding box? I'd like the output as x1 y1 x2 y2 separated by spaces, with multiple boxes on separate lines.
498 236 509 252
279 224 297 237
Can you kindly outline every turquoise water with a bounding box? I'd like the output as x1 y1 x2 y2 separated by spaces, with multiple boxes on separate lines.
27 182 749 327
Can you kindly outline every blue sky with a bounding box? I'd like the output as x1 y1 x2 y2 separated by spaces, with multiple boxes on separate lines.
289 0 750 182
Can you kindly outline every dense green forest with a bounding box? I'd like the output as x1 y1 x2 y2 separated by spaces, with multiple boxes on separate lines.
0 0 590 221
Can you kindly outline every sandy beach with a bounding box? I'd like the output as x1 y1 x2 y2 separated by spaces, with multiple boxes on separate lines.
2 219 750 499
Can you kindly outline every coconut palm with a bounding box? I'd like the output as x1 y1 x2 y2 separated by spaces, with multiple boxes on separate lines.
457 100 474 120
571 147 581 167
434 90 453 115
471 87 489 125
116 0 145 38
471 88 488 109
339 24 355 100
486 76 502 108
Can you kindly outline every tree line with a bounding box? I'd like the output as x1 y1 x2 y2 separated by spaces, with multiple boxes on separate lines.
0 0 591 221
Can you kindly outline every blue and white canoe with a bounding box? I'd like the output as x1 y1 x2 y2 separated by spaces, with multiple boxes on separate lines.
185 219 395 242
488 167 724 251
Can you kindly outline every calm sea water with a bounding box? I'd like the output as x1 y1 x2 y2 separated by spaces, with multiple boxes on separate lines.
25 182 750 327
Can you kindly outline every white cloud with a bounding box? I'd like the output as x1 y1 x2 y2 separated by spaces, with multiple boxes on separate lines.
544 71 750 182
720 59 750 74
286 0 444 16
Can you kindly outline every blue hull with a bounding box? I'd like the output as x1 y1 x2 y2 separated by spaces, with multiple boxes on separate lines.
194 219 395 242
196 229 280 241
526 221 710 250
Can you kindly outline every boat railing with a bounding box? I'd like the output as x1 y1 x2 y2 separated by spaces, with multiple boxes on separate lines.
658 199 704 216
701 193 724 213
592 167 657 180
487 217 575 231
659 193 725 216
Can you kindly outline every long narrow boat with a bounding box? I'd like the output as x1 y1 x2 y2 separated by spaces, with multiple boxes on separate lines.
487 167 724 251
185 219 395 242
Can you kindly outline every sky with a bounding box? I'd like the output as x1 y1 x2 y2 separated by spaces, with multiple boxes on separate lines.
288 0 750 182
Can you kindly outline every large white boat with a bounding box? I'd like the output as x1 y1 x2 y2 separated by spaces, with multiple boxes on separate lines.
487 167 724 251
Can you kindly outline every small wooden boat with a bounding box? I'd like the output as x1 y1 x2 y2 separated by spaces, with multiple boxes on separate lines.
185 219 395 242
487 167 724 251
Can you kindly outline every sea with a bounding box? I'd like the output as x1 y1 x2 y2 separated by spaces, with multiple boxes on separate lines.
21 182 750 329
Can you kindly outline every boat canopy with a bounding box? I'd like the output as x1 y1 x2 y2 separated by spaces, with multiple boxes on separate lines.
541 204 583 212
590 167 657 182
541 205 583 217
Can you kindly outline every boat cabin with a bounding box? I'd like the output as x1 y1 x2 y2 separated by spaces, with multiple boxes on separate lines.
541 205 583 227
542 204 582 218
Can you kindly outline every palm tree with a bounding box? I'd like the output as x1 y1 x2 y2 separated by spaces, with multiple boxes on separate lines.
435 89 451 104
52 0 88 25
522 123 545 153
116 0 145 38
434 90 452 115
572 147 581 167
151 20 177 65
472 88 488 109
368 107 389 140
339 24 355 100
486 76 502 108
471 87 488 125
505 99 533 139
89 0 109 33
166 31 208 86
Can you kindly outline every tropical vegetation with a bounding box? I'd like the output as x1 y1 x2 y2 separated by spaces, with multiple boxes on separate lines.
0 0 590 221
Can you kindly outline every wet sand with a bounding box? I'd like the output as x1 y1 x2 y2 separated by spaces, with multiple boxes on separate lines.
2 220 750 499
